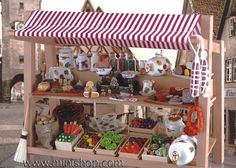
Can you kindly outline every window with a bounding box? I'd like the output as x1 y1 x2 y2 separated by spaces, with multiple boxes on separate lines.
225 59 232 82
233 58 236 82
19 2 24 10
19 55 24 64
229 17 236 37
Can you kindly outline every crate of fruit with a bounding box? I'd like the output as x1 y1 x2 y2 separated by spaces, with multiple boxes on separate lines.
74 132 103 154
95 131 126 156
119 135 149 159
129 117 158 134
55 122 84 151
142 135 172 162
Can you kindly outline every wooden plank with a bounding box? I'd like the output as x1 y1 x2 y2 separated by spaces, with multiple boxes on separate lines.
194 15 213 168
212 40 224 164
8 29 57 45
31 92 192 110
28 147 203 168
24 41 36 147
208 137 216 155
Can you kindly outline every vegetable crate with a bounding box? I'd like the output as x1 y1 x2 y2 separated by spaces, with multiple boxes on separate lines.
55 129 84 151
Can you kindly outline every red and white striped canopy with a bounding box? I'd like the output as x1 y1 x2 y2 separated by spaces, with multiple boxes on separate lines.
15 10 201 50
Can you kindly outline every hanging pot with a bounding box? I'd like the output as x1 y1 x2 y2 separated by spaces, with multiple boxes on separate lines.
145 53 171 76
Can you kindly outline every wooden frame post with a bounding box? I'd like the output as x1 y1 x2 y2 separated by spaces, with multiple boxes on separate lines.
24 41 36 147
212 40 225 163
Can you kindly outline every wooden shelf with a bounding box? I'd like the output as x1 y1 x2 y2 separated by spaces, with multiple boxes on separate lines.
208 137 216 155
32 91 192 110
28 147 202 168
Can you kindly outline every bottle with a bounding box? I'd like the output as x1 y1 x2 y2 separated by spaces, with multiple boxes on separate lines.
90 51 99 72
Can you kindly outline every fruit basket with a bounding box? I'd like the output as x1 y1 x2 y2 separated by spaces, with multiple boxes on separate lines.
128 118 158 134
142 135 172 162
119 135 149 159
74 132 103 154
95 131 126 156
55 124 84 151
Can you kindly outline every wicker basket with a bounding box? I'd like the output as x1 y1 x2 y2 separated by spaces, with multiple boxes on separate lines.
53 102 85 131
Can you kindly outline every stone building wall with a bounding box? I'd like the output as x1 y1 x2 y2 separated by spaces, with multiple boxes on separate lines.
1 0 41 101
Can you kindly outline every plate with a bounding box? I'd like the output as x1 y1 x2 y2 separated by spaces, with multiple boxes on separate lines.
49 67 73 81
139 90 156 97
121 71 138 79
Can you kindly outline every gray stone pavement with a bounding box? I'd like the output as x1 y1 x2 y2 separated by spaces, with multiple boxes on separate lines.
0 102 235 168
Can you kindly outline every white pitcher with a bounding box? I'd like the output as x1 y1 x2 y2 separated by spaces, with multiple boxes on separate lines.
75 52 89 71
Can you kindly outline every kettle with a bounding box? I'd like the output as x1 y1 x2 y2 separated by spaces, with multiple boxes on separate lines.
164 115 185 138
168 135 197 166
145 53 171 76
75 52 89 71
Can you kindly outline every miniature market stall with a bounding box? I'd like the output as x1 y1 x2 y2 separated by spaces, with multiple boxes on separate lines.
9 10 224 168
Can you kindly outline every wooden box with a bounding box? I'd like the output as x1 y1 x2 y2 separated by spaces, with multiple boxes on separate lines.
128 123 158 135
95 135 126 156
142 147 167 162
118 135 149 160
55 129 84 151
74 133 102 154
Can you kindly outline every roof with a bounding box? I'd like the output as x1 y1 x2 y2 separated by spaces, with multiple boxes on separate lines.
15 11 201 50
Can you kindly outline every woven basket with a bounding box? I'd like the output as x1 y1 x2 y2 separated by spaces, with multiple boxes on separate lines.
53 102 85 131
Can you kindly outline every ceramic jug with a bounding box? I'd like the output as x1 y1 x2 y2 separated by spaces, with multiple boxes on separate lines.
75 52 89 71
168 135 197 166
145 53 171 76
164 115 185 138
142 80 154 94
58 47 73 68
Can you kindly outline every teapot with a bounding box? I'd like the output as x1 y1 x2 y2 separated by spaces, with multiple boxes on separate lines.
75 52 89 71
164 115 185 138
90 51 99 72
145 53 171 76
168 135 197 166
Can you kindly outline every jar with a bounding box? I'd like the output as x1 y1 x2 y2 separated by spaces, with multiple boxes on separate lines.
58 47 73 68
75 52 89 71
164 115 185 138
168 135 197 166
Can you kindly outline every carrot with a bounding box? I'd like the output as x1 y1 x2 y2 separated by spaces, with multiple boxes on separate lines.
67 121 73 134
63 122 68 134
70 121 77 133
71 125 81 135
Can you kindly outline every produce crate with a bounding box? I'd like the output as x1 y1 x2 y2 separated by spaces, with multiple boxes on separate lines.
128 118 158 134
129 123 158 135
119 135 149 160
95 135 126 156
74 132 103 154
55 129 84 151
142 146 167 162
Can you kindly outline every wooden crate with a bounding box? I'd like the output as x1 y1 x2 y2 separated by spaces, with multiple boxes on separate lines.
55 129 84 151
95 135 126 156
74 133 102 154
118 135 149 160
141 142 167 162
128 122 159 135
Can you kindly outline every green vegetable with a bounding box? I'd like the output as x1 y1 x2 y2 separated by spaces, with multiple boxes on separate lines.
104 131 115 138
111 134 122 144
105 143 117 150
100 137 112 148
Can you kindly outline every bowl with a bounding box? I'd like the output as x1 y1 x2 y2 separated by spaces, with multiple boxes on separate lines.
95 68 112 76
121 71 137 79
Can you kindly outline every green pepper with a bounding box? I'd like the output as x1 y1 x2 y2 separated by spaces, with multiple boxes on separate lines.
105 143 117 150
100 137 111 148
111 134 122 144
104 131 115 138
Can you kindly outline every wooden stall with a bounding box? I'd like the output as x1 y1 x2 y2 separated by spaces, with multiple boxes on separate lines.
9 10 224 168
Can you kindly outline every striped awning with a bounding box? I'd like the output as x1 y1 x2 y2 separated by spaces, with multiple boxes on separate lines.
15 10 201 50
